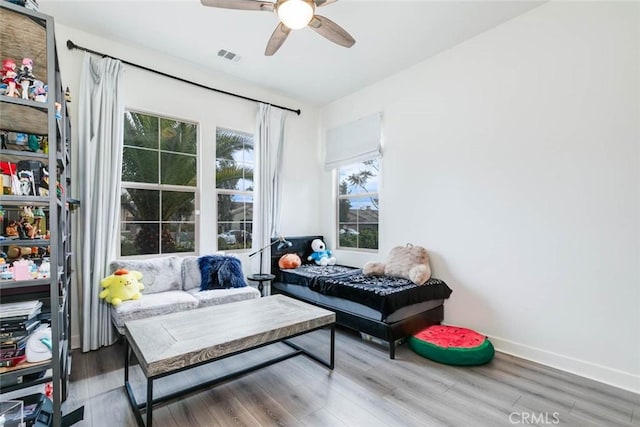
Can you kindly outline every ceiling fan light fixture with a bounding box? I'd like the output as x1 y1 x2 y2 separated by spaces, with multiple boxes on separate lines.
277 0 314 30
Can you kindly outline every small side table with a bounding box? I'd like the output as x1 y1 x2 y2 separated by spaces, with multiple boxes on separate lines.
247 273 275 297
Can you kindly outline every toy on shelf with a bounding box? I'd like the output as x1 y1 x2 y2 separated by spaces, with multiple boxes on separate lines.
17 170 36 196
5 220 19 238
17 57 35 100
21 205 33 219
33 206 45 236
1 58 19 97
54 102 61 119
31 79 47 102
27 134 40 152
39 257 50 278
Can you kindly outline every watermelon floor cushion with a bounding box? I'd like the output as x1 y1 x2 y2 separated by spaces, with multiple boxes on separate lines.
409 325 495 366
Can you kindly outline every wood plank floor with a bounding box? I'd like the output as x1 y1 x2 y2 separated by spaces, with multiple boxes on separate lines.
62 327 639 427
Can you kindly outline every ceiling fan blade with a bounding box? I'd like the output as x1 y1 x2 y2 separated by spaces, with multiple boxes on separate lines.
314 0 338 7
308 15 355 48
265 23 292 56
200 0 274 12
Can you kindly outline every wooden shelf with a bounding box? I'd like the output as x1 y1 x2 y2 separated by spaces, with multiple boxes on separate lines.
0 358 50 375
0 6 48 85
0 96 49 135
0 195 50 205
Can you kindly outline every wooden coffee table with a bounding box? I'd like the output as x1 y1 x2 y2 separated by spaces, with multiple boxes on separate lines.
123 294 335 427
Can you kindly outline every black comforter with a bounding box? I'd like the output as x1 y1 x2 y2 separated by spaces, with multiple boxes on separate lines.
280 265 452 316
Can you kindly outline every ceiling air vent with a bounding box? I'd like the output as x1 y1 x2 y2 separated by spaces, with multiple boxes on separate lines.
217 49 241 63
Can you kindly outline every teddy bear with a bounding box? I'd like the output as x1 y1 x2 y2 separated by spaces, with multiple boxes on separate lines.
363 243 431 285
308 238 336 266
99 268 144 306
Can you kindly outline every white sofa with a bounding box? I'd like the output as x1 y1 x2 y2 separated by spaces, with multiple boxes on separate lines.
109 255 260 334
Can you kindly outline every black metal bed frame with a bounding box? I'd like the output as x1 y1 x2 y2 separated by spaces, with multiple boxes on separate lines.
272 287 443 359
270 236 444 359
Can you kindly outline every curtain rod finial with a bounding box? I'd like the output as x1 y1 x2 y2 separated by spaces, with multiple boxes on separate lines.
66 40 76 50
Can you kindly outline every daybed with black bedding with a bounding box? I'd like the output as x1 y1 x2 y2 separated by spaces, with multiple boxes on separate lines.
270 236 453 358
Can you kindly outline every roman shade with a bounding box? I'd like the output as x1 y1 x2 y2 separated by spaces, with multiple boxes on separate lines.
324 112 382 170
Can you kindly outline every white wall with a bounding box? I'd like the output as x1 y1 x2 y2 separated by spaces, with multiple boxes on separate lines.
53 24 321 349
322 2 639 392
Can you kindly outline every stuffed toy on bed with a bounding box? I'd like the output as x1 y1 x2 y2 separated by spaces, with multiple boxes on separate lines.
363 243 431 285
308 238 336 266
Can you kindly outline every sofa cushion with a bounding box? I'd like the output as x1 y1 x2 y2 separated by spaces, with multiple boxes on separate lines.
181 253 230 290
181 256 201 291
198 255 246 290
186 287 260 308
111 256 182 294
111 290 199 333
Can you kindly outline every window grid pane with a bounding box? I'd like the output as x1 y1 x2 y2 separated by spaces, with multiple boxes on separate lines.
337 161 379 250
216 128 254 252
121 110 198 257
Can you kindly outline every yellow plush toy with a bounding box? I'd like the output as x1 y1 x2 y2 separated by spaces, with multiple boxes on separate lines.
99 268 144 306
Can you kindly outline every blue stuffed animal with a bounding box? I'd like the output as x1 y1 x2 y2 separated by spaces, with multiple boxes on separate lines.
308 239 336 266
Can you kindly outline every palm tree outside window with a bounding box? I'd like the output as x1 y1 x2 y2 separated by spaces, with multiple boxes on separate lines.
337 159 379 249
120 111 197 256
216 128 254 251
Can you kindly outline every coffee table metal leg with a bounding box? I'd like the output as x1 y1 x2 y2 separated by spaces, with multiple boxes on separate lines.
330 324 335 369
147 379 153 427
124 338 147 427
124 340 129 383
282 324 335 369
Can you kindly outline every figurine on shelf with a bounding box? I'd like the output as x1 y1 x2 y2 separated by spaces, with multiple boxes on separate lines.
39 167 49 197
33 206 45 235
1 59 19 97
5 220 19 239
42 136 49 154
31 79 47 102
20 205 34 219
33 206 45 218
54 102 62 119
19 217 36 239
17 58 35 100
28 134 40 152
17 170 35 196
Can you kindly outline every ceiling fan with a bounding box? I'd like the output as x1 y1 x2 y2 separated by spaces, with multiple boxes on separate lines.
200 0 355 56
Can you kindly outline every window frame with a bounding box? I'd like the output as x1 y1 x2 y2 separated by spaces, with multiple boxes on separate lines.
336 159 380 251
119 109 199 258
215 127 255 253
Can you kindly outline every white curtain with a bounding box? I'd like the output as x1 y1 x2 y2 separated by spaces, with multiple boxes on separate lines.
78 53 124 351
253 103 287 274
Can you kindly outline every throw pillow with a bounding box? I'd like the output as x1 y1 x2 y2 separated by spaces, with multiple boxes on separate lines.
198 255 246 291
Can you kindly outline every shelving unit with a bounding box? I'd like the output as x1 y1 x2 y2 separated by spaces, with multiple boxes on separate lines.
0 2 76 425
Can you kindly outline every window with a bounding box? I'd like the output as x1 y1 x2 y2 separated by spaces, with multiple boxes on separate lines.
120 111 197 256
216 128 254 251
337 159 379 249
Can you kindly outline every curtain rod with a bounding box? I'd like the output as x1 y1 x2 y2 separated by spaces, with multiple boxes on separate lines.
66 39 301 116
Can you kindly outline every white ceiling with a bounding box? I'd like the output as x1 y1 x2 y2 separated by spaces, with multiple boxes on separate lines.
39 0 542 105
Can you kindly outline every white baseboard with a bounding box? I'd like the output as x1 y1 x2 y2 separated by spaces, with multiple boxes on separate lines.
71 334 81 350
488 335 640 394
